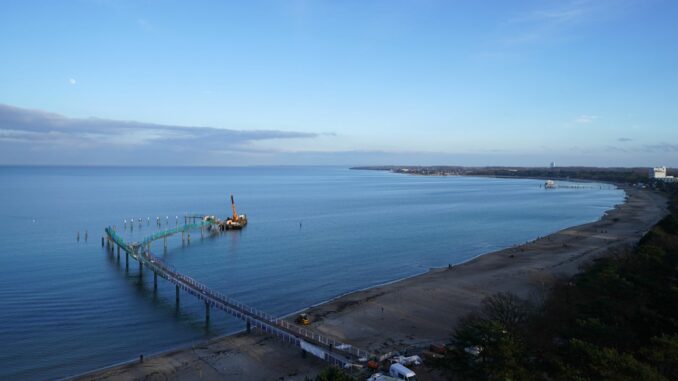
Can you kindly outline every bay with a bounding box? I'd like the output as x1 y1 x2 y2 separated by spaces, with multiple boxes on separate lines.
0 166 624 380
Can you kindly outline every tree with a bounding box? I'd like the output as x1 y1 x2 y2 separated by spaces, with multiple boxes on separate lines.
444 315 533 380
308 367 355 381
641 335 678 380
479 292 533 333
562 339 667 381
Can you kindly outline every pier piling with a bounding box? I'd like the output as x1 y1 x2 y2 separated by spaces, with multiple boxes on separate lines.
103 224 367 366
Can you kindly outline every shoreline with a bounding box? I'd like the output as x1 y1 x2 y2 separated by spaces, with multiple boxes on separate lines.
301 186 666 353
72 186 667 381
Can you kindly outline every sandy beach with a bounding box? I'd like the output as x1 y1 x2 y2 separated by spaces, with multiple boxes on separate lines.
73 187 667 381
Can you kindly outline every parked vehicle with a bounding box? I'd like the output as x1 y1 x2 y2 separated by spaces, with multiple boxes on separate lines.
388 363 417 381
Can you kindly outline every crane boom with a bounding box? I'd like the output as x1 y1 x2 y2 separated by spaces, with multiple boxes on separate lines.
230 194 239 221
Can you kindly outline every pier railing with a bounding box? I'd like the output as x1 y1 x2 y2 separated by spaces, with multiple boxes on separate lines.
105 224 371 364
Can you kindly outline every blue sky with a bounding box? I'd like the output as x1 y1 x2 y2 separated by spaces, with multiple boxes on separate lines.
1 0 677 166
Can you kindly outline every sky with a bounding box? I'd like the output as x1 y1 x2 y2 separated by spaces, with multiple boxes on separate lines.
0 0 677 167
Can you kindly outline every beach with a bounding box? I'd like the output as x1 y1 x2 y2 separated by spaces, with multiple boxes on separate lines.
72 186 667 381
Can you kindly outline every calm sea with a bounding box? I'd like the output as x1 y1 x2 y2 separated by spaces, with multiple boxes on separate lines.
0 166 624 380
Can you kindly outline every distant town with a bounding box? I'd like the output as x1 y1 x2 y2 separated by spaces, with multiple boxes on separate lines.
352 165 676 185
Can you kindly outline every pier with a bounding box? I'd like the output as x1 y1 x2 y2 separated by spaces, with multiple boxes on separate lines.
104 217 370 367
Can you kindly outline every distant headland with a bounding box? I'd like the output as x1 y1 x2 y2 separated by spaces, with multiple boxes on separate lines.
351 165 675 184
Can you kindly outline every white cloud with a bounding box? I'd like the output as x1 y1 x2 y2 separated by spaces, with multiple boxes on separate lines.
69 78 77 85
574 114 598 124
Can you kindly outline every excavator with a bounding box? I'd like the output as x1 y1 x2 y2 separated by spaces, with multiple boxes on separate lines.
222 194 248 230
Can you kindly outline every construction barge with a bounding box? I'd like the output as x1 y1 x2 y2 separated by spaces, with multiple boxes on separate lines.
222 194 247 230
199 194 247 229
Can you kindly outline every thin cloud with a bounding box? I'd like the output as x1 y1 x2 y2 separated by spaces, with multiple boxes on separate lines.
69 78 77 85
137 18 154 32
512 1 591 25
617 137 632 142
604 145 628 153
643 143 678 153
574 114 598 124
501 1 591 45
0 104 320 151
500 0 631 46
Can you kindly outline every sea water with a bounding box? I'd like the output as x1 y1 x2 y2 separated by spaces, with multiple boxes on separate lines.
0 166 624 380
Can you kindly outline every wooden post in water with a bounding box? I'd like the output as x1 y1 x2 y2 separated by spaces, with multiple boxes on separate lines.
176 285 180 306
125 252 129 271
205 302 210 325
187 232 190 243
153 272 157 291
101 236 104 247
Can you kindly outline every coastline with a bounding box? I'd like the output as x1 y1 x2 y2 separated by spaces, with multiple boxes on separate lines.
304 186 667 353
72 186 667 381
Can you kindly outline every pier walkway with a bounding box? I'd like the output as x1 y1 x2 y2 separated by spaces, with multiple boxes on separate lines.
104 221 370 367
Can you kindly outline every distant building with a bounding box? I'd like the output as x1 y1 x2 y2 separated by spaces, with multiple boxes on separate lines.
649 166 677 182
550 162 556 169
650 166 667 178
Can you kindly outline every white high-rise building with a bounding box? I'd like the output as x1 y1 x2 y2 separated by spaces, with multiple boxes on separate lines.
650 166 667 179
649 166 676 182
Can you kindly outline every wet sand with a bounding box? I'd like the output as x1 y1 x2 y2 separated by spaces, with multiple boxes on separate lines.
73 187 667 381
